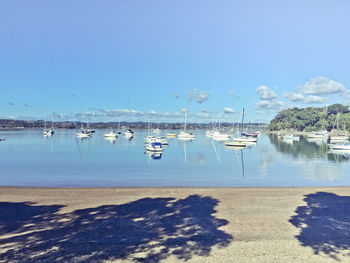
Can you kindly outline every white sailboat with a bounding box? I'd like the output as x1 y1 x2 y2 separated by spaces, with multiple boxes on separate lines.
226 108 256 145
76 114 93 138
43 113 55 136
178 112 195 140
307 130 328 139
104 131 118 138
330 113 349 141
212 116 230 141
123 129 134 138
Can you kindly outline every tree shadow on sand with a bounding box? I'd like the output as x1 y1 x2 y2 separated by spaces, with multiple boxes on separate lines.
289 192 350 260
0 195 232 262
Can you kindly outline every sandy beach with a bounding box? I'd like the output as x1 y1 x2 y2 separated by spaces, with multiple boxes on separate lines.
0 187 349 262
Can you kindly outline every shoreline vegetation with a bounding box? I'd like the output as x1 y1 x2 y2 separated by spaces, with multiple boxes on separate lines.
268 103 350 133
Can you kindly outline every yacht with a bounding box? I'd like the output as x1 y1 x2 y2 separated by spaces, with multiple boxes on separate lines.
43 113 55 136
124 129 134 138
178 131 196 140
225 141 247 148
307 130 328 139
145 142 163 152
328 142 350 151
144 136 168 145
76 130 92 138
206 130 214 137
152 128 161 134
104 131 118 138
178 111 196 140
233 137 257 143
283 134 300 141
212 131 230 141
330 134 349 142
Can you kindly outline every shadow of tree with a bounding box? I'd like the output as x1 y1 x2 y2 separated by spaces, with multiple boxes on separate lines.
0 195 232 262
289 192 350 260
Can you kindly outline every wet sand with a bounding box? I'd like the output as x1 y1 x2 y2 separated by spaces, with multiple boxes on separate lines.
0 187 349 262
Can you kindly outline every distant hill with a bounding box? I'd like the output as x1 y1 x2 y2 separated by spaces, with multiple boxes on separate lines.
0 119 266 130
268 104 350 132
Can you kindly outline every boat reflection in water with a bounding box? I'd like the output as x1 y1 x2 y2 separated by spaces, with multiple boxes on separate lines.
145 150 162 160
104 137 117 144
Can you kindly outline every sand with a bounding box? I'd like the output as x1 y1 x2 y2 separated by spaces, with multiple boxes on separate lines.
0 187 349 262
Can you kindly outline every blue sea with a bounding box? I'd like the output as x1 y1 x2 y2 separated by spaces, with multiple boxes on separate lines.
0 129 349 187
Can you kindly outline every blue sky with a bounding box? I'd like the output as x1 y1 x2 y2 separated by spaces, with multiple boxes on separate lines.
1 0 350 123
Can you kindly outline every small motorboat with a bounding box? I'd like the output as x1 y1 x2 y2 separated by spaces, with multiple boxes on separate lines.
145 142 163 152
144 136 168 145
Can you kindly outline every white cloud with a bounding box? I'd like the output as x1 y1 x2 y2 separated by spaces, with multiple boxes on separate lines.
224 107 235 114
180 108 188 113
188 89 211 104
256 86 277 100
303 95 326 104
255 100 285 110
298 76 346 95
283 92 326 104
283 92 305 102
255 85 284 111
195 112 211 119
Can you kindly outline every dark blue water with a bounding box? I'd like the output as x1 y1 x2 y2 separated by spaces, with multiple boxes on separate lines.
0 129 349 187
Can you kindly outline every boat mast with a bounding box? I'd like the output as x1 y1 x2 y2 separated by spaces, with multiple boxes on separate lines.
51 113 54 130
184 111 187 132
240 108 245 134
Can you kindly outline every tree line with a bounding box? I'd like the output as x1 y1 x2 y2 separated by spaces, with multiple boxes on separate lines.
268 104 350 132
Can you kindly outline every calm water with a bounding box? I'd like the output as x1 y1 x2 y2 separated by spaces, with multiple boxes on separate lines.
0 129 349 187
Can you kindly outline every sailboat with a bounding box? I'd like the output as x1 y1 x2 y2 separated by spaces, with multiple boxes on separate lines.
330 113 349 141
178 112 195 140
212 114 230 141
226 108 256 146
76 114 93 138
43 113 55 136
144 121 168 144
104 121 119 138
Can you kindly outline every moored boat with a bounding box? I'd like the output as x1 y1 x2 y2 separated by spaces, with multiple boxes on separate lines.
104 131 118 138
283 134 300 141
145 142 163 152
328 142 350 150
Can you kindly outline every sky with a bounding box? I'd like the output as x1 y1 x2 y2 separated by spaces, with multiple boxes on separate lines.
1 0 350 123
